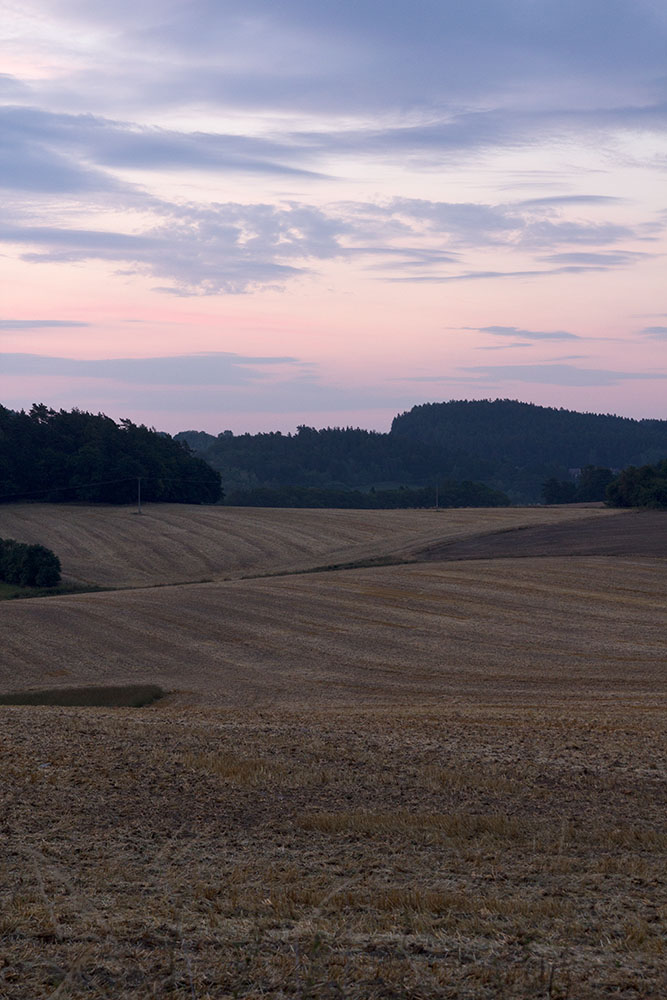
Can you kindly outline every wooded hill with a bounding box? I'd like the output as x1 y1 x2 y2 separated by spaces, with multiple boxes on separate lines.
177 399 667 503
4 400 666 507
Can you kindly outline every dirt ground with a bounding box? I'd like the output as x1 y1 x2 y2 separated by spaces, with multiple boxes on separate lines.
419 509 667 562
1 702 665 999
0 505 665 997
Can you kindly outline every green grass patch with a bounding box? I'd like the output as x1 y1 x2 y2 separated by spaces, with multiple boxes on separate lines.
0 684 165 707
0 581 107 600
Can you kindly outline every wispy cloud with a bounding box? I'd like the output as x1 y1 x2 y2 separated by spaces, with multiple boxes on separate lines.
476 343 532 351
517 195 624 207
1 350 420 417
459 364 667 387
371 198 638 250
384 265 615 284
26 1 667 123
538 251 654 267
0 351 305 386
0 208 331 294
0 319 90 330
466 325 581 342
0 191 655 295
640 326 667 339
396 364 667 387
0 107 326 196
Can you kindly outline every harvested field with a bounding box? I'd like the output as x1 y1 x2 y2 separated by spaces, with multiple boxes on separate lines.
1 702 665 998
0 502 622 588
1 556 665 706
1 504 665 998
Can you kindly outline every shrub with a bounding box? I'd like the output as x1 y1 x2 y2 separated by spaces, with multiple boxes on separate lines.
0 537 62 587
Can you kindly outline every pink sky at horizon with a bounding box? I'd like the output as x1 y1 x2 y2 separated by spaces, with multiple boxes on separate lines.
1 1 666 434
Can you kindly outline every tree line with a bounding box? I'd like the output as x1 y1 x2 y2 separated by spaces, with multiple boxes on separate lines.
543 461 667 508
178 399 667 503
606 459 667 508
0 404 222 504
224 481 510 509
3 401 665 509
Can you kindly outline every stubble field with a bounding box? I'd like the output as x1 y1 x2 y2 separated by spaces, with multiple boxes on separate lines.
0 502 620 587
0 503 665 998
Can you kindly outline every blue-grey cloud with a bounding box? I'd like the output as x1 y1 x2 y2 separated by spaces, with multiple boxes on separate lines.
0 139 119 195
0 75 30 98
476 343 532 351
539 251 653 267
0 351 304 386
517 195 624 208
2 375 419 420
641 326 667 339
2 224 163 256
470 325 581 342
395 363 667 387
0 157 658 294
1 348 422 416
281 100 667 174
0 206 335 293
0 319 91 330
4 2 667 188
374 198 638 251
459 364 667 387
0 106 326 196
359 248 461 271
385 266 609 284
38 1 667 120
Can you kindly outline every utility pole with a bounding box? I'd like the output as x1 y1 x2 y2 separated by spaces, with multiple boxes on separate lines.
137 476 142 515
435 482 439 510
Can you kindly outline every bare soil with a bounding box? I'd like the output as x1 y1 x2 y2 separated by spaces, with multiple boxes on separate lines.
419 509 667 562
1 703 664 999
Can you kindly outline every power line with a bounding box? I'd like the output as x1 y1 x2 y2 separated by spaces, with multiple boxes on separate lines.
0 474 219 503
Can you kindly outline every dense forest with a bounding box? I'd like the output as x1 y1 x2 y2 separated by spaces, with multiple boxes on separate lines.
0 405 221 504
541 466 616 504
391 399 667 468
4 400 666 508
224 481 510 509
176 426 440 494
177 399 667 503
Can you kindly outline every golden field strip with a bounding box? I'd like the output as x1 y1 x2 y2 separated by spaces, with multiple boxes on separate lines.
0 502 621 587
1 555 666 706
0 504 665 998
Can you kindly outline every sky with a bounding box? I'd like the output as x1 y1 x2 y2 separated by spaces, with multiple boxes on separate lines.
1 0 666 434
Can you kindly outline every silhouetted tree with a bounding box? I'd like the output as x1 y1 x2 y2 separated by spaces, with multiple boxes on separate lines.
0 405 222 504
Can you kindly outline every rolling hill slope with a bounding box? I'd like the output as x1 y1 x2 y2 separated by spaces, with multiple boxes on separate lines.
0 502 621 588
2 502 665 997
2 554 664 707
